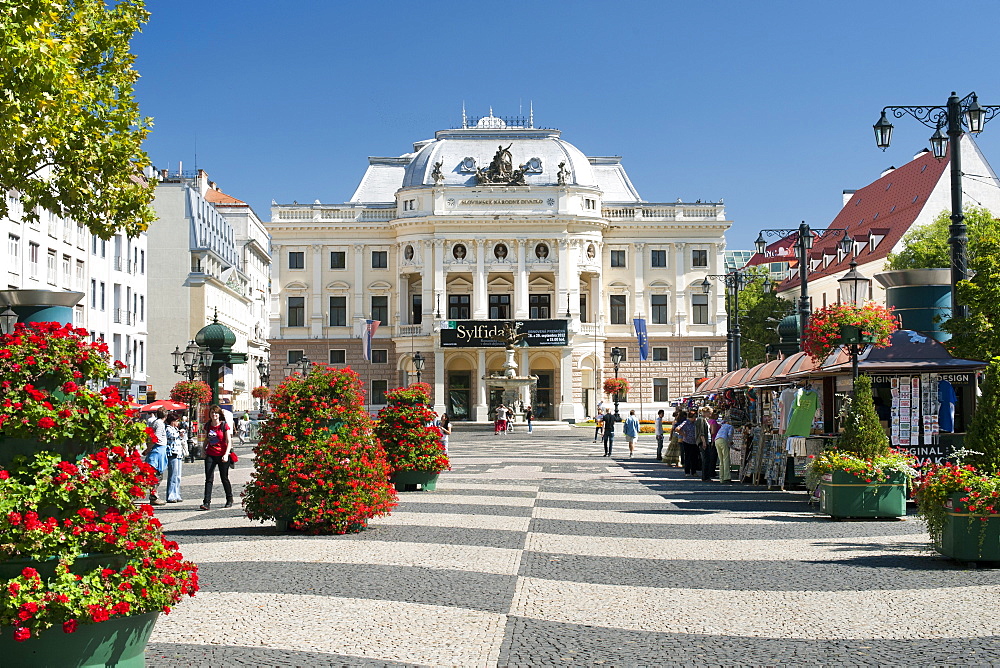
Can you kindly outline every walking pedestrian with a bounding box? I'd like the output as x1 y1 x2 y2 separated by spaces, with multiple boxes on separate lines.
524 405 533 433
437 413 452 455
593 409 604 443
655 409 666 461
142 408 168 505
678 410 700 476
199 404 234 510
495 404 508 435
623 409 640 458
715 417 734 483
601 410 617 457
165 414 187 502
663 410 683 466
698 406 717 481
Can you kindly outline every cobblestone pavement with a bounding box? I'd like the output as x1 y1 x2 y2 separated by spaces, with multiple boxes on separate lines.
146 427 1000 667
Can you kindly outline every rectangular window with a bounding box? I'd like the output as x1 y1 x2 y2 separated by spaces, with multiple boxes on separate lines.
694 346 710 361
91 235 98 255
610 294 627 324
29 243 39 276
287 296 305 327
692 249 708 267
653 378 670 402
651 294 669 324
76 259 85 289
579 294 587 323
139 295 145 322
329 296 347 326
90 280 97 308
652 347 669 361
8 234 18 260
329 349 346 365
330 251 346 269
529 294 550 319
371 295 388 323
287 349 304 365
100 282 105 310
691 294 709 324
371 379 388 404
489 294 511 319
288 251 304 269
411 294 422 325
448 294 470 320
371 349 388 364
610 249 626 267
651 249 667 267
140 249 145 274
371 250 388 268
62 254 71 284
46 249 57 284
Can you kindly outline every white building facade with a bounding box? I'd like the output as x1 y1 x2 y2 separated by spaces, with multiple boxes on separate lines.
267 116 731 421
146 170 271 410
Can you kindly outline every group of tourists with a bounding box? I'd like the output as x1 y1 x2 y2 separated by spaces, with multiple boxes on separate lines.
141 404 237 511
593 407 641 458
494 404 534 435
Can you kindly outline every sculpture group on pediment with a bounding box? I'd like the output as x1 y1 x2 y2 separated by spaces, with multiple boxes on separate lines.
475 144 528 186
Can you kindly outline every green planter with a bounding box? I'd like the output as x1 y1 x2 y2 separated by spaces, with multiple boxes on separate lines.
0 611 159 668
391 470 440 492
833 325 879 346
938 494 1000 562
818 470 907 518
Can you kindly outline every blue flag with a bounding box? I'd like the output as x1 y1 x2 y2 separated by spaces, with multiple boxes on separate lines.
633 318 649 361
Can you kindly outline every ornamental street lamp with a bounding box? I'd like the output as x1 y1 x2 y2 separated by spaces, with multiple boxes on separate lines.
837 261 873 388
872 92 1000 320
756 222 853 352
701 271 759 372
702 351 712 378
412 351 425 384
172 340 212 382
296 355 313 377
256 359 270 413
0 306 16 336
610 346 623 420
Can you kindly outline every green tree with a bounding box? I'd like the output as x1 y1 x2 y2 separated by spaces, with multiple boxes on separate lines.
941 229 1000 360
733 266 793 367
965 357 1000 474
0 0 155 239
886 206 1000 270
836 375 890 459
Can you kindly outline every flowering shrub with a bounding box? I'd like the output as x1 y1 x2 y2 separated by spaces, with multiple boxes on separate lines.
913 462 1000 547
802 301 898 361
603 378 629 396
169 380 211 407
243 365 397 534
250 385 270 400
806 448 917 490
0 322 198 641
374 384 448 474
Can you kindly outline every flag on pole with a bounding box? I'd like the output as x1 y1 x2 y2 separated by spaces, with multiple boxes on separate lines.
362 319 381 362
633 318 649 361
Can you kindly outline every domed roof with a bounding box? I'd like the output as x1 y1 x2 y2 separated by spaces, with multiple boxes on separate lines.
195 310 236 352
401 125 597 189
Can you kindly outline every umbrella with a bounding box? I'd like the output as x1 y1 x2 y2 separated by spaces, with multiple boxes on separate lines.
139 399 188 412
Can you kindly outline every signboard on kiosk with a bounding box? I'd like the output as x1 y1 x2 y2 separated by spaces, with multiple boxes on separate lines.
440 320 568 348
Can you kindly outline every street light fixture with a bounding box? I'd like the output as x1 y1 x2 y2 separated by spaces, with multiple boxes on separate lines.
412 351 425 384
702 351 712 378
837 261 873 387
873 91 1000 320
0 306 16 336
256 358 270 413
297 355 312 377
610 346 623 420
702 271 753 372
755 221 853 353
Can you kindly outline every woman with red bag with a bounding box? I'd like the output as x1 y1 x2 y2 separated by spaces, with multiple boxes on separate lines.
199 404 234 510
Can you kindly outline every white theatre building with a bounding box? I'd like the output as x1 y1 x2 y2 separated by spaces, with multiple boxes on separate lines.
267 114 731 421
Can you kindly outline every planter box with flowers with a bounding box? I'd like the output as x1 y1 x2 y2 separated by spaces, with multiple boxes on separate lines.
801 301 897 362
0 322 198 664
914 357 1000 562
374 383 449 492
243 365 397 533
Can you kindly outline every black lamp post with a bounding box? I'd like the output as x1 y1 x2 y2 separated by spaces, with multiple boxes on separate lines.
701 271 759 372
412 351 425 384
702 351 712 378
837 260 873 389
610 346 623 420
873 92 999 321
256 359 270 412
756 222 853 352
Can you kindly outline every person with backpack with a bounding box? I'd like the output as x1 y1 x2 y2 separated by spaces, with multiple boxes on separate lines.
164 414 187 502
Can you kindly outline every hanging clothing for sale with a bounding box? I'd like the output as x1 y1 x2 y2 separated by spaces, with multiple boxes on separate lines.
783 388 818 438
938 380 957 433
778 387 798 432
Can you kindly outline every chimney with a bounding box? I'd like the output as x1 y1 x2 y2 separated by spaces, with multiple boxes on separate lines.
842 189 857 207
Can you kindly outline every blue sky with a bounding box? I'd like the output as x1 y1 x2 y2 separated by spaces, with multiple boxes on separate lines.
133 1 1000 250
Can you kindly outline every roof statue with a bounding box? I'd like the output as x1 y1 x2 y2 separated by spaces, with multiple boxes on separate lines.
556 161 570 186
476 143 527 186
430 160 444 185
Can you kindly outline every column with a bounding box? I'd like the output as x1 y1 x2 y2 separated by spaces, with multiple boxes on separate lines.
475 348 488 421
519 348 530 407
352 244 365 336
591 273 602 330
633 242 645 318
310 244 324 339
673 242 687 336
514 240 528 318
566 240 580 320
558 346 574 422
556 239 569 318
420 240 433 326
473 239 487 319
397 271 408 326
432 239 445 321
433 350 446 414
269 244 282 340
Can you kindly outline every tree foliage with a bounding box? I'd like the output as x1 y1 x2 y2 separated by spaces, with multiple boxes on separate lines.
965 357 1000 474
733 266 793 367
837 375 891 460
886 206 1000 270
941 227 1000 360
0 0 155 239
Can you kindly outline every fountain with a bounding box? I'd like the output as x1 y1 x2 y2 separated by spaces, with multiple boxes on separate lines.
482 323 537 418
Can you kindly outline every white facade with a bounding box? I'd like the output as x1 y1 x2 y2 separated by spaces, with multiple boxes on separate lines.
2 192 149 398
267 116 731 421
146 170 271 410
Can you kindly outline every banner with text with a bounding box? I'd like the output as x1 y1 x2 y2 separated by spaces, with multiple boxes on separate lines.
440 320 568 348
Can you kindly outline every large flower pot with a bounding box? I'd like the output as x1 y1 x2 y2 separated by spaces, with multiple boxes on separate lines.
391 469 439 492
818 470 907 519
0 611 158 668
938 494 1000 562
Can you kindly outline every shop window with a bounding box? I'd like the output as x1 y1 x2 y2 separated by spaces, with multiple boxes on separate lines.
371 380 388 404
330 251 346 269
692 249 708 267
610 294 627 324
691 294 709 324
651 295 669 324
329 296 347 326
448 294 470 319
287 296 305 327
288 251 304 269
529 294 550 319
489 294 511 319
371 250 388 268
371 349 388 364
611 250 626 267
653 347 669 361
651 250 667 267
329 349 346 365
653 378 670 402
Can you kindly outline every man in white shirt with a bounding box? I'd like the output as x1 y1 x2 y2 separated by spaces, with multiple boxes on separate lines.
655 409 666 461
715 418 735 483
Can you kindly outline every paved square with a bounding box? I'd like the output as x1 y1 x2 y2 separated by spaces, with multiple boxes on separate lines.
146 426 1000 666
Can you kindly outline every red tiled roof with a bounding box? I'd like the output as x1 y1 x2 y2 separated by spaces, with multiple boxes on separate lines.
750 148 949 290
205 188 246 205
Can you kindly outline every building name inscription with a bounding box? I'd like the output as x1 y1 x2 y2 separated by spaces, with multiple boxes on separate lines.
459 199 544 206
441 320 568 348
